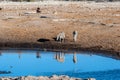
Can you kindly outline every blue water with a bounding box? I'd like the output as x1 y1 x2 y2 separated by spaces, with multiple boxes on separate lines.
0 50 120 80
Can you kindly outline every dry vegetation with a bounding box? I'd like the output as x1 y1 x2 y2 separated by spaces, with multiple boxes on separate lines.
0 2 120 53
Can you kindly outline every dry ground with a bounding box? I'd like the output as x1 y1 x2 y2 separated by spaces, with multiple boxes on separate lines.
0 2 120 53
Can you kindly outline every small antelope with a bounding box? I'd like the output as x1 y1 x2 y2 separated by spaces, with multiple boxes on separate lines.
73 31 78 42
36 7 41 13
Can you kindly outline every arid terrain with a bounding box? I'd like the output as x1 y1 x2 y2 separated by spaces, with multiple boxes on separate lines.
0 1 120 53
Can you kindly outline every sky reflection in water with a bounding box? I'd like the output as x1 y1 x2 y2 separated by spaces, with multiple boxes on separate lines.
0 50 120 80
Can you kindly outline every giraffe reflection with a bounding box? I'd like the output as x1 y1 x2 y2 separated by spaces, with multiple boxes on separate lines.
55 52 65 63
73 52 77 63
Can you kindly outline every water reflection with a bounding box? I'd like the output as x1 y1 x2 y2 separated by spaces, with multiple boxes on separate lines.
0 50 120 80
117 53 120 56
17 50 41 59
54 52 65 63
0 51 2 56
36 51 41 59
17 50 22 59
73 52 77 63
54 52 78 63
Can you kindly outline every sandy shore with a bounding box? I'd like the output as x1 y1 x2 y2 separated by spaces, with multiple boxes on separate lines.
0 1 120 54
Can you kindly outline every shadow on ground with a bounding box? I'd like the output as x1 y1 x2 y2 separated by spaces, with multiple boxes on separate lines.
37 38 50 42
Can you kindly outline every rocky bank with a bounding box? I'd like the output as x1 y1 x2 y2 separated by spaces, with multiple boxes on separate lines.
0 75 96 80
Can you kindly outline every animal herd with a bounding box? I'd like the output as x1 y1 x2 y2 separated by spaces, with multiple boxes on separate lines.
56 31 78 42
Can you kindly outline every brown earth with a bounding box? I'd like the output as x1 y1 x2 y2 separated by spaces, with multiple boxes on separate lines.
0 2 120 54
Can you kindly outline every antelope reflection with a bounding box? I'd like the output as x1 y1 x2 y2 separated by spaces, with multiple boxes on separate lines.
17 50 22 59
55 52 65 63
16 50 41 59
73 52 77 63
0 51 2 56
36 51 41 58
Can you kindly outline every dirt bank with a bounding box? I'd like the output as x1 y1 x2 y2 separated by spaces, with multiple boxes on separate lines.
0 2 120 54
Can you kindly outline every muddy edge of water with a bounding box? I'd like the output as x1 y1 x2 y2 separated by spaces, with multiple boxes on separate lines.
0 42 120 60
